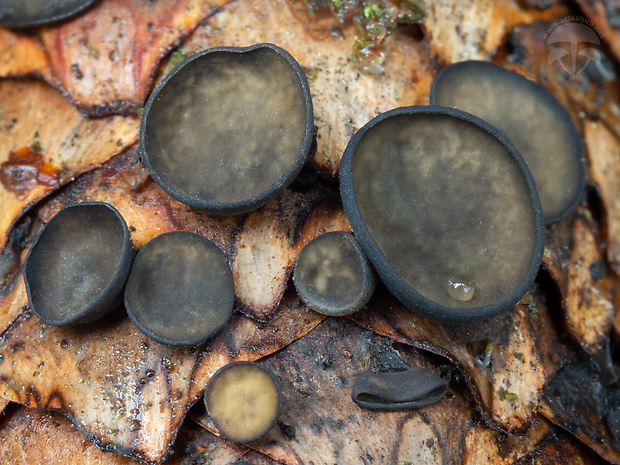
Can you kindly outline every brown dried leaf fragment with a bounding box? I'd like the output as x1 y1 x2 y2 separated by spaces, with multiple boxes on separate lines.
35 0 229 116
0 79 139 249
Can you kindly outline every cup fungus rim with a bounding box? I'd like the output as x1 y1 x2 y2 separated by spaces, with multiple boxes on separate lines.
23 201 133 326
124 230 234 347
0 0 98 29
139 42 315 215
339 105 545 323
429 60 586 225
293 230 376 316
204 360 283 444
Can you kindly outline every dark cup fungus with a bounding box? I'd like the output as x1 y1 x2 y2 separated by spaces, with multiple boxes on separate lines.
24 202 133 326
340 106 544 323
140 43 314 215
293 231 376 316
124 231 234 346
351 367 449 410
430 60 585 224
205 361 282 444
0 0 97 28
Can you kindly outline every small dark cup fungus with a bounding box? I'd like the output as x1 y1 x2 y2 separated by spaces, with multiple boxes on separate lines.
430 60 585 224
24 202 133 326
0 0 97 28
352 367 449 410
293 231 376 316
205 361 282 444
124 231 234 346
340 106 544 323
140 43 314 215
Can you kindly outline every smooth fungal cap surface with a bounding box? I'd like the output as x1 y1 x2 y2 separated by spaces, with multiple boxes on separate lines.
205 362 282 444
0 0 96 28
24 202 132 325
124 231 234 346
293 231 376 315
141 44 313 214
342 107 543 319
431 60 585 223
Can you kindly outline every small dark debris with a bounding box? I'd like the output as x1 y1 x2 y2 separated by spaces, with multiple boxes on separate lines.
278 420 296 440
589 260 605 281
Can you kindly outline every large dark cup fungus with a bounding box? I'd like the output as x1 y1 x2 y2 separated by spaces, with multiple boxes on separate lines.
124 231 234 346
293 231 376 316
340 106 544 323
351 367 449 410
24 202 133 326
0 0 97 28
140 43 314 215
430 60 585 224
205 361 282 444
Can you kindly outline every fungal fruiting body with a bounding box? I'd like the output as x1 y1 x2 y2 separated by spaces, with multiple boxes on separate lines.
430 60 585 224
140 43 314 215
24 202 133 326
293 231 376 316
205 362 282 443
124 231 234 346
340 106 544 323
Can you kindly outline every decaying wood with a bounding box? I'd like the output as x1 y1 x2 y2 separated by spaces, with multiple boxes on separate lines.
351 286 565 434
0 405 247 465
0 289 321 463
540 360 620 464
0 28 51 78
0 0 619 463
586 120 620 275
422 0 567 66
197 318 591 465
574 0 620 65
0 79 139 249
0 1 229 116
175 0 434 178
514 431 608 465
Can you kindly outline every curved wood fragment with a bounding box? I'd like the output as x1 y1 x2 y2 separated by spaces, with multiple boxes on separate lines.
0 79 139 249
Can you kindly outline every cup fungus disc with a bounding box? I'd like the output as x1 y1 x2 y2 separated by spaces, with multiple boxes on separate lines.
124 231 234 346
205 361 282 444
24 202 133 326
430 60 585 224
140 43 314 215
340 106 544 323
293 231 376 316
0 0 97 28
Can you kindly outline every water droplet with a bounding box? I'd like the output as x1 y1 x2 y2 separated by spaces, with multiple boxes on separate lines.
447 277 475 302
